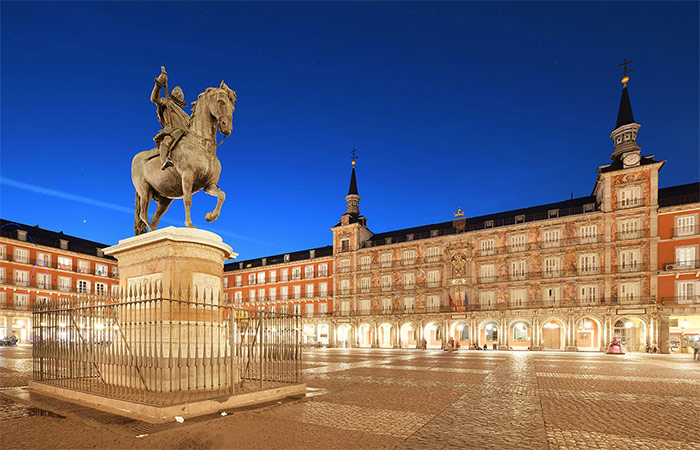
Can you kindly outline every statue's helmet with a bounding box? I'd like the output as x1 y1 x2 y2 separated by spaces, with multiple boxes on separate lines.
171 86 184 101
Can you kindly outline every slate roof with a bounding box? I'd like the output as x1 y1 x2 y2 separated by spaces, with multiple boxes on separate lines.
0 219 115 259
224 245 333 271
615 85 636 129
659 182 700 207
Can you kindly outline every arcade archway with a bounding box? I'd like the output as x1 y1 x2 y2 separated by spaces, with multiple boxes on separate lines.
449 321 470 347
423 322 443 349
479 320 499 349
540 318 565 350
508 320 531 350
613 317 647 353
336 324 353 348
358 323 373 348
378 323 395 348
575 317 601 351
400 322 418 348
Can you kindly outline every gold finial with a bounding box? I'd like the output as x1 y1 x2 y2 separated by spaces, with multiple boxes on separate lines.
351 160 356 166
454 207 465 218
618 57 634 86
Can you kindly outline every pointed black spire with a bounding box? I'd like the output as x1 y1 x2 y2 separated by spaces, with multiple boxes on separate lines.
615 85 635 129
348 166 358 195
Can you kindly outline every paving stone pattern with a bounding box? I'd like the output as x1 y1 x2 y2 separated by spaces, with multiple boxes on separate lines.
1 345 699 449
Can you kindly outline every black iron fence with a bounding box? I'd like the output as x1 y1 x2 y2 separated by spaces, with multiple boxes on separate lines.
32 284 302 406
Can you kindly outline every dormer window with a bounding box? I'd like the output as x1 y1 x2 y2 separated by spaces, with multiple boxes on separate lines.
484 220 494 229
59 239 68 250
548 209 559 219
430 230 439 237
583 203 594 213
515 215 525 224
17 230 27 241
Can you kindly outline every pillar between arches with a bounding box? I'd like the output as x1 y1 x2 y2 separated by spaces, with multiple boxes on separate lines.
565 316 577 351
498 317 509 350
531 318 541 351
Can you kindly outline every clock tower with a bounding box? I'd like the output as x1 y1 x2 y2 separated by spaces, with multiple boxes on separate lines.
610 77 642 168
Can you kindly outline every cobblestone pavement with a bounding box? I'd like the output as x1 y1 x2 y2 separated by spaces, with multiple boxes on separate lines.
1 345 699 449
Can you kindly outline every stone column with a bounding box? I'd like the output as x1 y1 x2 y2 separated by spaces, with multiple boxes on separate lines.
499 317 509 350
531 318 541 351
565 316 577 351
659 315 670 354
371 322 379 348
329 322 337 348
394 321 400 349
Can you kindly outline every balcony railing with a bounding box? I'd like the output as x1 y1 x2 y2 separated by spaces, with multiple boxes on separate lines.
2 256 118 278
617 198 645 209
0 277 113 295
661 296 700 306
612 262 648 274
476 235 606 258
616 229 648 240
672 225 699 238
358 256 444 271
477 266 611 284
663 260 700 271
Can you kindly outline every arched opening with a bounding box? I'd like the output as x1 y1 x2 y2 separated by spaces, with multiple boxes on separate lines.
303 324 316 345
358 323 373 348
6 316 31 343
378 323 394 348
424 322 443 349
450 321 470 348
508 320 531 350
613 317 647 353
400 323 417 348
479 321 499 349
336 324 352 348
575 317 601 351
541 319 565 350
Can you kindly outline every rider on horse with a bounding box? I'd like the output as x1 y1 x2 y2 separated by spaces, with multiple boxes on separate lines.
151 67 190 170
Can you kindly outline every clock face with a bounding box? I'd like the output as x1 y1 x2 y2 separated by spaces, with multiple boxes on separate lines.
623 153 641 167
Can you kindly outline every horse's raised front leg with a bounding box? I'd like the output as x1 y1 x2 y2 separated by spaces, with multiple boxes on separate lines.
151 196 173 230
181 171 196 228
138 190 154 232
204 184 226 222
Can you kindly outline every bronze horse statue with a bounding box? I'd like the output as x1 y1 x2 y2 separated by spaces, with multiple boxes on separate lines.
131 82 236 235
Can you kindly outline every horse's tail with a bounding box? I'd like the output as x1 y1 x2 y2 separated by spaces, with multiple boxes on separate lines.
134 192 148 235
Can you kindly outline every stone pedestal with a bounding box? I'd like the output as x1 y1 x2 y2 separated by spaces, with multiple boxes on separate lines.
103 228 237 391
104 227 236 297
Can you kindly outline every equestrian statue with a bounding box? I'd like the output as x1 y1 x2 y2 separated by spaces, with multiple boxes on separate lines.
131 67 236 235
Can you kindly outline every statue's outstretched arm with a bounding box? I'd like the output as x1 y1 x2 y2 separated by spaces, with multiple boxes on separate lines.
150 82 164 105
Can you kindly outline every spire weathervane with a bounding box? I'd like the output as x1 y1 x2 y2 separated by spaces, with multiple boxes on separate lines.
618 57 635 85
350 147 358 166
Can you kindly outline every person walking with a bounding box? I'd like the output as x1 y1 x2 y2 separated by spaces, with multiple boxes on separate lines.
692 338 700 361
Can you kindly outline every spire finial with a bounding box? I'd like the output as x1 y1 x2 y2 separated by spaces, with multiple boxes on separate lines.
454 207 465 218
618 57 635 86
350 147 358 166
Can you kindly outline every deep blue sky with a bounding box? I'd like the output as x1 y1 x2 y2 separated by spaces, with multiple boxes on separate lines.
1 2 698 259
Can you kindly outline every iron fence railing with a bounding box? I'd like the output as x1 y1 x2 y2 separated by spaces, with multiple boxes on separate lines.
672 225 699 238
32 284 302 407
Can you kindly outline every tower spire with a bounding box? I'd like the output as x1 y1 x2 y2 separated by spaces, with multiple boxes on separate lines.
340 151 366 226
609 59 641 162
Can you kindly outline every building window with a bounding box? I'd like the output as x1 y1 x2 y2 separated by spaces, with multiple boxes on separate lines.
319 282 328 296
580 225 598 244
675 246 698 269
36 252 51 268
619 282 639 304
543 257 561 278
619 249 641 272
280 286 289 300
318 264 328 277
269 270 277 283
58 276 71 292
542 287 560 306
359 255 371 271
360 277 371 293
248 273 256 285
618 219 642 240
430 230 439 237
510 260 527 280
578 253 599 275
95 282 106 296
0 292 5 307
0 267 5 284
234 291 243 303
95 264 107 277
319 302 328 315
583 203 595 213
77 260 90 274
269 287 277 300
579 285 598 305
234 275 242 287
479 264 495 283
111 266 119 278
13 269 29 287
36 273 50 289
515 215 525 224
340 279 350 295
479 291 495 308
341 239 350 251
510 289 527 307
111 284 120 296
223 277 229 288
293 285 301 299
675 214 698 237
281 304 289 314
13 248 29 264
258 288 266 301
427 270 440 287
403 272 415 289
338 259 350 273
292 267 301 280
359 299 371 314
381 297 392 313
257 272 266 284
305 303 314 317
402 249 416 265
281 269 289 282
426 247 441 263
542 229 561 248
484 220 494 229
380 275 391 291
509 234 527 252
77 280 90 294
403 297 415 311
13 293 29 309
305 265 314 279
676 281 699 304
339 301 350 315
305 284 314 298
618 186 642 209
0 245 6 260
427 295 440 311
249 289 256 301
548 209 559 219
293 304 301 315
380 253 392 268
480 238 495 256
